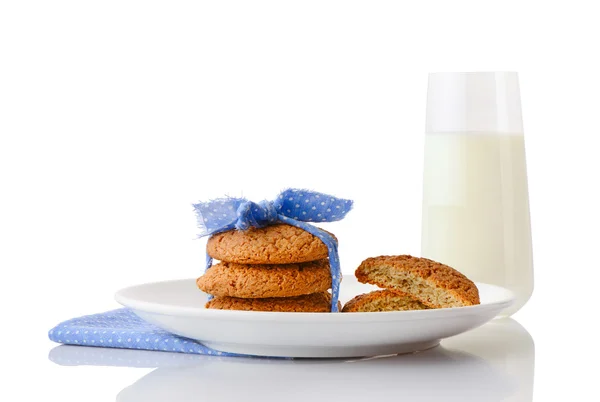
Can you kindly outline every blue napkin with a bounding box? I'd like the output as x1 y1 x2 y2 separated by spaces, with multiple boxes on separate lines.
48 308 237 356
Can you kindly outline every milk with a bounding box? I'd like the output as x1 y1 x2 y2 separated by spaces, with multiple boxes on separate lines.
421 132 533 316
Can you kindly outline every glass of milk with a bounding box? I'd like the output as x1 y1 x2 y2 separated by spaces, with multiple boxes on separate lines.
421 72 533 316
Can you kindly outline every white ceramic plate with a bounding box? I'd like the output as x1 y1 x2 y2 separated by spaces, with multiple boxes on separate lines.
115 277 514 358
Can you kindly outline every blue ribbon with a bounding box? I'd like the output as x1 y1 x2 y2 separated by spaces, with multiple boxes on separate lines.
193 189 353 312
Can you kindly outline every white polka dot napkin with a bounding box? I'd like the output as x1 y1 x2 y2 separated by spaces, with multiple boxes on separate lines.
49 308 236 356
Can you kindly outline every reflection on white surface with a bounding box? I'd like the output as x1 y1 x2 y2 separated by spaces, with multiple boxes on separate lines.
49 344 215 369
49 319 534 402
442 318 535 402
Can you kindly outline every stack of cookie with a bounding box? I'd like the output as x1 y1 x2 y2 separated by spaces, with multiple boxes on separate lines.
197 224 340 312
342 255 480 312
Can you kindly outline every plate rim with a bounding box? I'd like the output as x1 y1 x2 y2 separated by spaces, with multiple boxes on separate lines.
115 278 515 322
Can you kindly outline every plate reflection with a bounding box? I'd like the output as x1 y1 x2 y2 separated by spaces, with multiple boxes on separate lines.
49 318 534 402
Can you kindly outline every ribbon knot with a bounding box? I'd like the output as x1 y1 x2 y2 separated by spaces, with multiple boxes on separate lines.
235 200 278 231
193 189 353 312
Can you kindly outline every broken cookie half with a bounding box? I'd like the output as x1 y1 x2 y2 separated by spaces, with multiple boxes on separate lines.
342 289 429 312
343 255 480 312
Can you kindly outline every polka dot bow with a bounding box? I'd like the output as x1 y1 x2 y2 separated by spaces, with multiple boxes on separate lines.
193 189 353 312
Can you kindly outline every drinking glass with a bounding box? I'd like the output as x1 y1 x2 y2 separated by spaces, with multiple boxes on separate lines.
421 72 533 316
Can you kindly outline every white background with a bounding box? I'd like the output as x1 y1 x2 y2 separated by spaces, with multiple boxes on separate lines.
1 1 599 401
